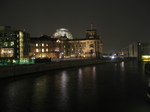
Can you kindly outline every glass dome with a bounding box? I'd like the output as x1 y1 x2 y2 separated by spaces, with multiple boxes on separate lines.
52 28 73 39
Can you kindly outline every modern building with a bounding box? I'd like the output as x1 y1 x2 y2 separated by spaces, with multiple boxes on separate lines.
0 26 30 64
141 42 150 61
30 26 103 59
121 42 150 61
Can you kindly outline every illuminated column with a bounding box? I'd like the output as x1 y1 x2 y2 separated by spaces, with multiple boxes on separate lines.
19 31 24 61
61 37 64 58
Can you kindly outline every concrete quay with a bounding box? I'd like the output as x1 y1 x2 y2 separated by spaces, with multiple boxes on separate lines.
0 59 121 79
145 63 150 74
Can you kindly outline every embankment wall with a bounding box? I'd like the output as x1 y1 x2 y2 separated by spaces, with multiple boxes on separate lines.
145 63 150 74
0 60 120 79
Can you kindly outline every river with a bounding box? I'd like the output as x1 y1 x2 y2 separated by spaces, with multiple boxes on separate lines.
0 60 150 112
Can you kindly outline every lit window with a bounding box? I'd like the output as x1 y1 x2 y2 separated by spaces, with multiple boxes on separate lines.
46 43 48 46
36 49 39 52
4 42 8 47
42 43 44 46
36 43 38 47
42 49 44 52
10 41 14 46
46 48 48 52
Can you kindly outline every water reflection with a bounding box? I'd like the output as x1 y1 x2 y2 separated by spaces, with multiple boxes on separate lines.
78 68 83 87
32 75 49 111
60 71 68 103
1 61 150 112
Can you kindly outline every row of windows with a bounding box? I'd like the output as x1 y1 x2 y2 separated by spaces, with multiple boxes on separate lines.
0 41 14 47
35 48 83 53
35 43 85 48
36 43 49 47
0 33 17 37
0 37 16 41
0 48 14 57
36 48 49 53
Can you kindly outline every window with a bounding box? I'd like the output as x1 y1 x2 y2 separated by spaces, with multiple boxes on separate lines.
1 48 14 57
0 33 3 37
10 41 14 46
89 44 94 48
4 33 8 37
46 48 48 52
36 43 38 47
42 43 44 46
4 42 8 47
0 37 2 41
46 43 48 46
36 49 39 52
42 49 44 52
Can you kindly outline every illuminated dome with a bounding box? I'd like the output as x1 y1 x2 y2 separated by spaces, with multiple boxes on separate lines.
52 28 73 39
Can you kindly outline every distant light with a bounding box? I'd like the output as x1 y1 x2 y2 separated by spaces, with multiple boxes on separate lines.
111 56 115 59
55 50 59 52
142 55 150 61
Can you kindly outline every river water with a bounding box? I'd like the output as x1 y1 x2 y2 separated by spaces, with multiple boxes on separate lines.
0 61 150 112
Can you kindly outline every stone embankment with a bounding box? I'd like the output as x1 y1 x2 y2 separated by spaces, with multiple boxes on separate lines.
145 63 150 74
0 59 121 79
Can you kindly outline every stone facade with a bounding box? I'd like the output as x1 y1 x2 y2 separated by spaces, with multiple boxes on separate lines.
30 28 103 59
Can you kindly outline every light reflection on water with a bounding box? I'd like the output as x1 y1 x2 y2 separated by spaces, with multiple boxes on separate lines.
0 61 150 112
78 68 83 88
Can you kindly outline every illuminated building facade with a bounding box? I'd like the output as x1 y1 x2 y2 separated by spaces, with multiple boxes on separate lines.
121 42 150 61
30 35 60 58
30 27 103 59
0 26 30 63
141 42 150 61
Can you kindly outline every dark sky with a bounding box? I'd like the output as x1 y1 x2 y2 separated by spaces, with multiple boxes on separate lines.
0 0 150 53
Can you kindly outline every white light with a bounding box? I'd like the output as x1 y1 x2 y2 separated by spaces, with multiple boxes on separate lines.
111 56 115 59
55 50 59 52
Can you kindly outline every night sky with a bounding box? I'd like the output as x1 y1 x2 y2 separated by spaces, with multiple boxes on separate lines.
0 0 150 53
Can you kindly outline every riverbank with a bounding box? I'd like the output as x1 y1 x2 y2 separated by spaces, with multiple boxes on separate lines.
0 59 122 79
145 63 150 74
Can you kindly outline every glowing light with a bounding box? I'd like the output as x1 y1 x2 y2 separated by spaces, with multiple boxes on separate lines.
142 55 150 61
36 49 39 52
19 31 24 60
36 43 38 47
111 56 115 59
53 28 73 39
56 39 60 43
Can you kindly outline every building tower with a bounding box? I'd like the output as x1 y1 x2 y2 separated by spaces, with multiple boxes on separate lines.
86 24 99 39
84 24 103 58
